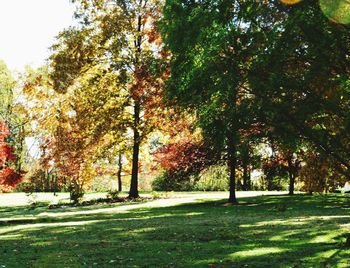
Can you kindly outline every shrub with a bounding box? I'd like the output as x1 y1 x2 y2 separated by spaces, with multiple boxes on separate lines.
195 165 228 191
152 171 197 191
107 189 120 200
153 165 230 192
152 139 213 191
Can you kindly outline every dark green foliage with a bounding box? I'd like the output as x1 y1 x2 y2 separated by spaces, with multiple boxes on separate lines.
161 0 350 193
153 165 229 192
69 182 85 204
106 189 120 200
346 234 350 247
152 171 197 191
249 0 350 176
161 0 271 202
195 165 229 191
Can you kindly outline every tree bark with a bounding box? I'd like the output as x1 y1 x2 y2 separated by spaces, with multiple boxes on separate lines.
117 153 123 192
128 8 143 199
242 158 251 191
288 157 295 195
288 172 295 195
228 135 238 204
129 101 141 198
53 173 58 196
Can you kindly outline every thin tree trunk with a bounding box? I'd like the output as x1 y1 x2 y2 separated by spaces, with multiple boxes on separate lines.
53 173 57 196
129 101 140 198
16 126 24 173
128 9 143 199
267 172 274 191
242 159 249 191
288 158 295 195
228 135 238 204
267 138 276 191
288 172 295 195
117 153 123 192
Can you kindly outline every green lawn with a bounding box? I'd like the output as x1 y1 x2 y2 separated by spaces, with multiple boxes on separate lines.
0 193 349 267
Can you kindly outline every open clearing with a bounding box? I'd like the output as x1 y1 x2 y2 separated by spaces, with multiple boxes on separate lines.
0 192 349 267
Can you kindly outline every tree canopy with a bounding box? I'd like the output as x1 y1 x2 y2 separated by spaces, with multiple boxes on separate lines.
1 0 349 202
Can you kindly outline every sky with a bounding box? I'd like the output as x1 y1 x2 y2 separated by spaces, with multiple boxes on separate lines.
0 0 75 71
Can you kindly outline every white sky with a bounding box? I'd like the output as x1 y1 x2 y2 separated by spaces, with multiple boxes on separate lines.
0 0 75 71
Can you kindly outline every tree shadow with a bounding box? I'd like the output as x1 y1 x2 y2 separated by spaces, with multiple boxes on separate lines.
0 194 349 267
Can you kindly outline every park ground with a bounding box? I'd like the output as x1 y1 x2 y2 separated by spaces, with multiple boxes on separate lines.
0 191 350 267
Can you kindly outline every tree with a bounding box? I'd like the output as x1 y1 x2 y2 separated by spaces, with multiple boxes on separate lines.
95 142 130 192
260 138 303 194
161 0 271 203
161 1 350 199
249 1 350 178
0 121 22 192
237 125 263 191
0 60 15 121
0 60 26 175
49 0 166 198
299 150 346 194
21 64 129 202
153 135 211 190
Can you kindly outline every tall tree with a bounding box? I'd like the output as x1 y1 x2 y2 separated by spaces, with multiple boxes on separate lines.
50 0 166 198
22 65 128 201
0 60 26 175
0 60 15 122
250 1 350 177
161 0 271 203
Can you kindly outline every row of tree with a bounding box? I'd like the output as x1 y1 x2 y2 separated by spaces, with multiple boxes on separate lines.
160 0 350 203
0 61 24 192
0 0 349 203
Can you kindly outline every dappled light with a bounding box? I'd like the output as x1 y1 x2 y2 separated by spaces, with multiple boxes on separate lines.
1 0 350 266
1 194 350 267
229 247 286 257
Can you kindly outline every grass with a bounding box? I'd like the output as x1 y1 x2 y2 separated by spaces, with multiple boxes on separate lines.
0 192 349 267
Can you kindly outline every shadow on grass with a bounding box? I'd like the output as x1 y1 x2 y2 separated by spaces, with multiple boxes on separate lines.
0 194 350 267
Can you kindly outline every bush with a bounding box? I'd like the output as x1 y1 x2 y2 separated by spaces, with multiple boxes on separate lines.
152 171 197 191
69 182 84 204
195 165 228 191
152 138 213 191
152 165 229 192
89 175 114 192
107 189 120 200
150 191 173 199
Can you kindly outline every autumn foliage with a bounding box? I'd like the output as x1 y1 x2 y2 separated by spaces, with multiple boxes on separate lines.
0 122 22 192
155 140 209 176
299 152 346 194
153 137 212 190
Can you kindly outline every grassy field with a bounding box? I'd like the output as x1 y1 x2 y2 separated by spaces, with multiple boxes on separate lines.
0 192 349 267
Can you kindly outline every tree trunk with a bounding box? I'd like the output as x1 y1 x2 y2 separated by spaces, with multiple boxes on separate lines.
267 172 274 191
129 101 141 198
288 172 295 195
228 135 238 204
53 173 57 196
128 9 143 199
16 126 24 173
242 159 251 191
117 153 123 192
129 138 140 198
288 157 295 195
